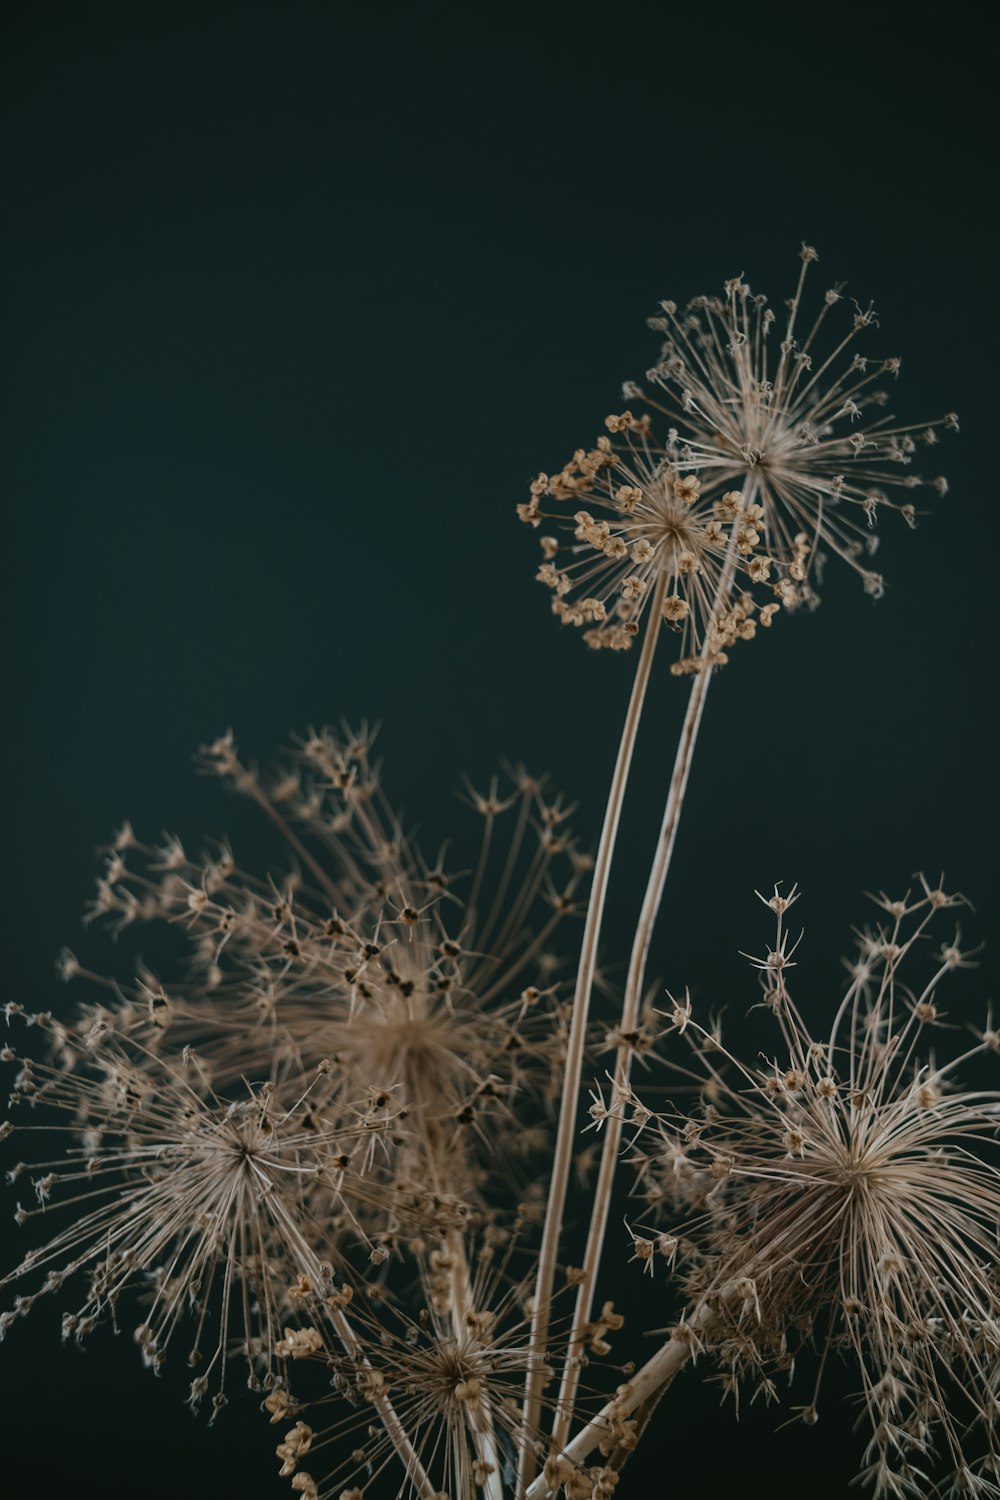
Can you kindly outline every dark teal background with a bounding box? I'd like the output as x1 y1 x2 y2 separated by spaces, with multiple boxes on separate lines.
2 3 996 1495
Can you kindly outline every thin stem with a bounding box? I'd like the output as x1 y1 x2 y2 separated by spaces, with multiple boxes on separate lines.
446 1229 505 1500
553 494 753 1445
273 1224 438 1500
526 1309 713 1498
515 570 669 1496
325 1303 440 1500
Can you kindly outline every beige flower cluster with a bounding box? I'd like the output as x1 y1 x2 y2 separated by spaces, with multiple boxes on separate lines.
627 883 1000 1498
519 247 955 670
1 729 587 1426
1 249 986 1500
520 436 783 671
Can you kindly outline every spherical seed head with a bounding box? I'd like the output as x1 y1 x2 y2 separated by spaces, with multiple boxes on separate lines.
524 441 788 668
3 728 586 1322
635 881 999 1495
641 254 956 595
282 1233 575 1500
0 1014 360 1396
522 249 957 663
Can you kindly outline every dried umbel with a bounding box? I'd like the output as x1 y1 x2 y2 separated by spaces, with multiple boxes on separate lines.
0 1020 362 1409
520 450 782 668
77 729 585 1220
275 1230 588 1500
631 882 1000 1497
520 247 956 659
0 728 589 1402
636 246 956 597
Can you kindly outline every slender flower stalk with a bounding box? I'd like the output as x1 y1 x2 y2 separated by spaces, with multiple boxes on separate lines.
526 1313 710 1499
516 569 667 1494
552 487 754 1446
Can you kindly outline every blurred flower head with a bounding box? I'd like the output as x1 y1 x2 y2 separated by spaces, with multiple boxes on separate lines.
1 728 589 1397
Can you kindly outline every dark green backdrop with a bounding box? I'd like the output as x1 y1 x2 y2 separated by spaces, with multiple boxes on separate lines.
2 3 996 1495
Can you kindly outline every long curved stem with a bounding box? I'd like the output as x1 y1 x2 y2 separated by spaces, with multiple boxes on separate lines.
552 499 753 1446
515 571 669 1496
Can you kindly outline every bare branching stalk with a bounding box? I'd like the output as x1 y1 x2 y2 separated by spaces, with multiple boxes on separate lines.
516 572 669 1495
552 491 754 1446
529 1312 713 1497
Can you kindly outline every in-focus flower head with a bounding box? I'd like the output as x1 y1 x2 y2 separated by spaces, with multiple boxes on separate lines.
521 247 956 659
0 1015 367 1410
637 246 956 598
520 434 784 671
630 880 1000 1498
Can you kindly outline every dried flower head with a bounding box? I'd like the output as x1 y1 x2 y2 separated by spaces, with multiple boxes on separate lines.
1 728 590 1410
0 1016 363 1407
636 247 956 599
633 880 1000 1497
174 731 584 1208
272 1229 578 1500
522 249 956 653
520 440 783 669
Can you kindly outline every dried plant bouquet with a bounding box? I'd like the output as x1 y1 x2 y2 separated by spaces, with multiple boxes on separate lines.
4 248 996 1500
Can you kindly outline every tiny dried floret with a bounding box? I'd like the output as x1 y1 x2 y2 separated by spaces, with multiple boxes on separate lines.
521 248 956 664
277 1327 324 1361
522 451 786 669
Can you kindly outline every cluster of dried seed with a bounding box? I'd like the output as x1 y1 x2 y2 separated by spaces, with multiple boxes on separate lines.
629 881 1000 1497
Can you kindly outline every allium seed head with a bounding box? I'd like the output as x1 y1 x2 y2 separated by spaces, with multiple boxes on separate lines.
632 882 1000 1497
521 249 956 666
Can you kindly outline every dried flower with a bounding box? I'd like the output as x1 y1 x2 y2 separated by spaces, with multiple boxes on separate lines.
0 1020 360 1404
62 731 584 1226
275 1231 578 1500
0 728 587 1401
633 881 1000 1497
634 247 956 600
522 444 783 669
